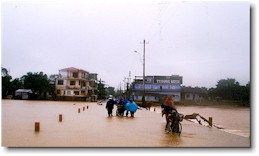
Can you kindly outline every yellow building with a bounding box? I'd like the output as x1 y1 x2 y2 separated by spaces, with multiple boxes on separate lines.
55 67 96 101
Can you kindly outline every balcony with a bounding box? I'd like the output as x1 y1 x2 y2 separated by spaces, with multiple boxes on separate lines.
67 85 81 89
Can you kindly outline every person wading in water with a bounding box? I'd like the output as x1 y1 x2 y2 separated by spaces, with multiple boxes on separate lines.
106 98 115 117
161 95 177 130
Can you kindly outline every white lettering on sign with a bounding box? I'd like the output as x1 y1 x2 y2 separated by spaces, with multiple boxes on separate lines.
156 79 180 84
171 80 180 83
156 80 170 83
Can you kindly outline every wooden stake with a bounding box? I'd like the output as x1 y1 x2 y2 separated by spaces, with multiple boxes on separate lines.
209 117 213 126
35 122 40 132
59 114 62 122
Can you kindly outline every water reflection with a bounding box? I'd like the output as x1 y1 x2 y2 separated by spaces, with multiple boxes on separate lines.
2 100 250 147
150 105 250 138
165 133 183 146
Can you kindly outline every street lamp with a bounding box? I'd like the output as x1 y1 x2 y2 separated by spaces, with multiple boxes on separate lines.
134 40 146 106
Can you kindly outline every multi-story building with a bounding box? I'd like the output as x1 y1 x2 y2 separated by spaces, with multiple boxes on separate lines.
55 67 97 101
131 75 183 102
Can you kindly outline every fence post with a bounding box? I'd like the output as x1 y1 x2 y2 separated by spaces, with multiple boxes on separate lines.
35 122 40 132
209 117 213 126
59 114 62 122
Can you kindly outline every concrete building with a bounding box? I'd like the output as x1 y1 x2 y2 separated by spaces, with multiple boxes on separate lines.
181 86 208 102
14 89 33 99
131 75 183 102
55 67 97 101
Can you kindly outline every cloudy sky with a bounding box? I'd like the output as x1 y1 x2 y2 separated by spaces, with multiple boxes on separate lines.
1 0 250 89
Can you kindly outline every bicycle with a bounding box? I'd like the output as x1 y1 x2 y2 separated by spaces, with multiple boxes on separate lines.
165 110 184 135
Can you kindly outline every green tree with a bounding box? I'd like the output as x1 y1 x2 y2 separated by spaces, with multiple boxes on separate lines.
21 72 51 99
115 88 123 97
106 86 115 97
2 67 12 98
97 79 106 99
215 78 237 100
9 78 23 96
213 78 250 102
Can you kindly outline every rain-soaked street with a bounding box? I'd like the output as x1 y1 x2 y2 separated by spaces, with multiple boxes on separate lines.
2 100 250 147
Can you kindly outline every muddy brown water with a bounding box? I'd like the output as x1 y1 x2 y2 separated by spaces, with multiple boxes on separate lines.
1 100 250 147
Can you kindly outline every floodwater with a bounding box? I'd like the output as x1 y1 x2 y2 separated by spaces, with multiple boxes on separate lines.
150 104 250 138
1 100 250 147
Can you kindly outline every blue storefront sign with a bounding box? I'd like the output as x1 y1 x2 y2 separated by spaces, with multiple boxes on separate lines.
134 84 181 91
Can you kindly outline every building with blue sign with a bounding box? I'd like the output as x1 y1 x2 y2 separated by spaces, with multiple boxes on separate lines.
131 75 183 102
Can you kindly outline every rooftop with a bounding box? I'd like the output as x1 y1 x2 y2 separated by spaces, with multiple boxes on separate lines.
59 67 89 73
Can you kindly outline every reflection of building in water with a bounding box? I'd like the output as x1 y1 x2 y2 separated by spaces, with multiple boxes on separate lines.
131 75 183 102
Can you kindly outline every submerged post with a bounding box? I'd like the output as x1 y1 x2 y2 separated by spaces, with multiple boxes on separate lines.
59 114 62 122
209 117 213 126
35 122 40 132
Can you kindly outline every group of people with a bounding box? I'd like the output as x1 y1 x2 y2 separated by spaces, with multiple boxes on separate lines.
106 97 139 117
105 95 178 130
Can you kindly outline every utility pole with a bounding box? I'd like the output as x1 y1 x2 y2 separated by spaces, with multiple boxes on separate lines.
142 40 146 106
133 40 148 106
127 71 131 98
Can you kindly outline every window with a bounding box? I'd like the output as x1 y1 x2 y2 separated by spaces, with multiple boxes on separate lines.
145 84 151 90
57 90 61 95
72 72 78 78
70 81 75 85
58 80 63 85
162 85 169 90
153 84 160 90
67 91 71 95
74 91 79 95
82 73 89 79
134 84 141 89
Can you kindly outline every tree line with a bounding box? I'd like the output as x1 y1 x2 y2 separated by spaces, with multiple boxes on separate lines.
208 78 250 102
1 67 114 100
2 67 250 103
182 78 250 104
2 67 54 99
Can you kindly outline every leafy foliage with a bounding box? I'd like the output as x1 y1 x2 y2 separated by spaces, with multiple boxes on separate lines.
21 72 52 98
209 78 250 102
96 79 106 99
106 86 115 97
2 67 12 98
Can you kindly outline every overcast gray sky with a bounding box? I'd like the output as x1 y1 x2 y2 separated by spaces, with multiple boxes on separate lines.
1 0 250 89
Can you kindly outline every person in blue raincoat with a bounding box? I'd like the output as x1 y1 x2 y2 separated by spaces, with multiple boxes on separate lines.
124 98 129 116
124 98 138 117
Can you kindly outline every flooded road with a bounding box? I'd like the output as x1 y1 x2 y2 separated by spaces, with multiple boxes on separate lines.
1 100 250 147
150 104 250 138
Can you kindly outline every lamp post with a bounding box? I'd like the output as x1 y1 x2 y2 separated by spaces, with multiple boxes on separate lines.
134 39 146 106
